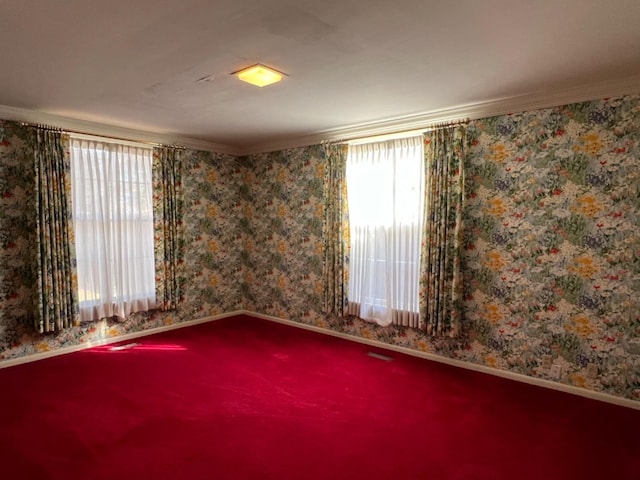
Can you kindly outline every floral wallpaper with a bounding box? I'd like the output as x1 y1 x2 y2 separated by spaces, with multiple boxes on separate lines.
462 95 640 401
239 146 326 322
1 93 639 403
239 147 476 373
241 94 640 402
0 122 243 360
0 122 37 351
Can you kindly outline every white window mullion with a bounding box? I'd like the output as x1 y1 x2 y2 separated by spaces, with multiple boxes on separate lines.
346 136 424 327
70 137 156 322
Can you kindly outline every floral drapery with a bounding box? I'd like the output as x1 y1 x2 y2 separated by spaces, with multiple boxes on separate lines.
153 146 185 311
33 130 79 333
322 143 350 317
419 125 466 336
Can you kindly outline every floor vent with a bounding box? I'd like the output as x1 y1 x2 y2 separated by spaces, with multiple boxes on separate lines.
367 351 393 362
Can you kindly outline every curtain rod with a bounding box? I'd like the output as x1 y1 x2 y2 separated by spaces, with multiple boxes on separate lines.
326 118 471 146
18 121 185 150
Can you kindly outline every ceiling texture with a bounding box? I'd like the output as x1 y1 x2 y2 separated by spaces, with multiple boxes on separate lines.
1 0 639 155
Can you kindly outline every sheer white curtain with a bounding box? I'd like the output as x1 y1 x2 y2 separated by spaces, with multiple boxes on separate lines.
70 136 156 322
346 136 424 327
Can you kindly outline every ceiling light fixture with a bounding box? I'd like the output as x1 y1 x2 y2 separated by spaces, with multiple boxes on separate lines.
234 64 284 87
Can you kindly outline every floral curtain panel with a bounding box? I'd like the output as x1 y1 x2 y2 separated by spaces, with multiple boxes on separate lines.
153 146 185 311
322 144 350 317
420 126 466 336
33 130 79 333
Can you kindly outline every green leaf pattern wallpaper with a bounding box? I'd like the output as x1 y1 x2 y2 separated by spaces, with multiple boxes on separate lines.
1 94 639 402
0 131 243 359
242 95 640 402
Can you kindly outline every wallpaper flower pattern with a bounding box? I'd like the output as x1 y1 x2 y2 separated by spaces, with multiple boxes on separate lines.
239 146 327 322
1 93 640 403
462 95 640 400
0 124 242 360
0 122 37 350
242 95 640 402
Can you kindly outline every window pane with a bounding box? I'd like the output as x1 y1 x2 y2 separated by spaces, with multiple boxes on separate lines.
346 136 424 326
70 138 156 321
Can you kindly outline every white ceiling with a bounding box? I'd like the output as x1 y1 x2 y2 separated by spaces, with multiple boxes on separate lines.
1 0 640 155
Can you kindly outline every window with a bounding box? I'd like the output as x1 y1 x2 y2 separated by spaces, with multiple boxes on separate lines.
70 136 156 322
346 136 424 327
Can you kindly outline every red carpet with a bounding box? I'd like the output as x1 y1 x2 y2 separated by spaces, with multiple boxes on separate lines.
0 314 638 479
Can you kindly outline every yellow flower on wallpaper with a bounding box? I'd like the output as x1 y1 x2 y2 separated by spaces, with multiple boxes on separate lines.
243 205 254 219
568 256 599 279
566 315 595 338
487 143 511 163
242 170 256 185
485 303 503 323
207 205 218 218
573 132 603 156
315 318 328 329
277 240 287 254
207 170 218 183
571 195 602 218
208 239 219 253
209 274 220 288
36 342 50 352
570 373 587 388
483 198 508 217
277 204 287 218
483 251 506 271
277 275 287 290
485 354 498 368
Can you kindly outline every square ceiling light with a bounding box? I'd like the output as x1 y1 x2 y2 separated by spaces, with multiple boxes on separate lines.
235 64 283 87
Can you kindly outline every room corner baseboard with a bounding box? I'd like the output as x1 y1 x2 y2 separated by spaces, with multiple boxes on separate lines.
0 310 244 369
241 310 640 411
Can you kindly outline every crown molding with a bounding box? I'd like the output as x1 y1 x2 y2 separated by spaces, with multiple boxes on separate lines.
239 74 640 155
3 74 640 158
0 104 242 156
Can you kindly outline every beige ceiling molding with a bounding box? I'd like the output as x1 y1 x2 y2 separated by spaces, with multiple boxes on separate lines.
241 74 640 155
2 74 640 157
0 104 241 156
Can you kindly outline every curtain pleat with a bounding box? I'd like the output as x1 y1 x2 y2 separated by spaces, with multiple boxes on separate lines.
322 144 350 317
33 130 79 333
153 147 185 311
347 137 424 327
71 138 156 321
419 126 466 336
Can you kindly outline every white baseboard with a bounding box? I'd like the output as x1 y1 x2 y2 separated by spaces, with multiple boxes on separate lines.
241 310 640 411
2 308 638 410
0 310 243 369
